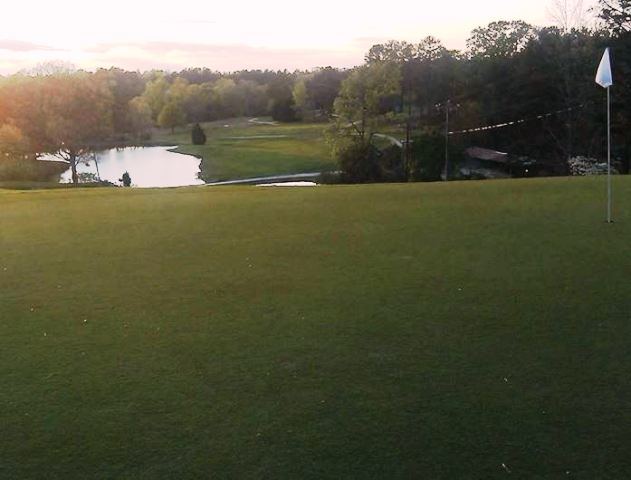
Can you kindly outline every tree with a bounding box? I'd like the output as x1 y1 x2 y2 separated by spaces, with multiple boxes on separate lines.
330 63 402 182
45 75 114 184
268 73 298 122
406 38 459 120
182 83 214 122
127 96 154 140
337 138 382 183
158 101 186 133
6 73 114 184
597 0 631 33
97 68 145 134
305 67 347 115
0 124 30 159
599 3 631 171
416 36 450 61
366 40 417 64
167 77 190 105
141 74 170 120
213 78 244 118
548 0 589 32
514 27 603 163
236 80 268 117
408 133 445 181
178 68 221 85
191 123 207 145
292 79 309 119
19 61 77 77
0 123 66 181
467 21 536 58
333 63 401 139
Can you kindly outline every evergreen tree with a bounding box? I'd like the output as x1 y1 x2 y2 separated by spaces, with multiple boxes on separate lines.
120 171 132 187
191 123 207 145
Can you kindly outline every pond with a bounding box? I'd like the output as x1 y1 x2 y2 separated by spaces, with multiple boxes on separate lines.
58 146 205 188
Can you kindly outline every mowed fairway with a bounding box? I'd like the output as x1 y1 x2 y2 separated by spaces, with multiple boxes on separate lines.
153 119 334 182
1 177 630 479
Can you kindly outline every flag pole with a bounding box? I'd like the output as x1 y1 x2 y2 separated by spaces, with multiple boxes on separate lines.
596 47 613 223
607 86 612 223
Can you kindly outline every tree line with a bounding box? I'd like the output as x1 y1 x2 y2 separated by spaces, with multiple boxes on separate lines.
330 0 631 182
0 0 628 183
0 66 350 182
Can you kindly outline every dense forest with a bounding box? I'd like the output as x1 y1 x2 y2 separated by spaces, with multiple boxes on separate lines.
0 0 629 183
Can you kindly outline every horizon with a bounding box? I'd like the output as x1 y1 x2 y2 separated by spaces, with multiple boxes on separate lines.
0 0 597 75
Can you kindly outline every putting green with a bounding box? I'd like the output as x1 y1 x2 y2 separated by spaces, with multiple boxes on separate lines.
1 176 630 478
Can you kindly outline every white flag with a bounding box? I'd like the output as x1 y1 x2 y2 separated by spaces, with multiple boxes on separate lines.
596 48 613 88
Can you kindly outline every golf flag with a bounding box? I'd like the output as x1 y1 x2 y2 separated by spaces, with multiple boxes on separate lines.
595 48 614 223
596 48 613 88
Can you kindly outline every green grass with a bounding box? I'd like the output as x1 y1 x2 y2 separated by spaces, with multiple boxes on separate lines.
1 177 630 478
152 118 335 181
0 181 111 190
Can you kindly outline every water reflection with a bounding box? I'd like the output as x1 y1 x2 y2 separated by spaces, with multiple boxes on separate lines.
59 146 204 188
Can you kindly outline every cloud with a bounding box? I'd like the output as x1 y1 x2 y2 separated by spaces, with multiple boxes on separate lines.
172 19 217 25
0 40 59 52
352 37 394 47
1 40 366 75
86 41 332 56
82 41 364 71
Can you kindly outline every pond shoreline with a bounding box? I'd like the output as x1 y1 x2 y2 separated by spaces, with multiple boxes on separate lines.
36 141 330 189
54 146 205 188
166 147 203 160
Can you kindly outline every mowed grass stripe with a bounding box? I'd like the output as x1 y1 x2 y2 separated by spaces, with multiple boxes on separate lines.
152 119 334 182
1 177 630 478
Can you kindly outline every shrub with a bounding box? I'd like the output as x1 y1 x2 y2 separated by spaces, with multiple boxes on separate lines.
191 123 207 145
317 171 343 184
77 172 99 183
120 171 132 187
337 139 381 183
0 158 66 182
568 156 618 176
379 145 405 182
270 98 297 122
408 134 444 181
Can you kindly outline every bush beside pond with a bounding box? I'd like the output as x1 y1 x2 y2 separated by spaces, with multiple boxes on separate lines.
0 158 67 182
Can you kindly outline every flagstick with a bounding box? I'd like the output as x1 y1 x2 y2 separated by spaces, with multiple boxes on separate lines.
607 86 612 223
596 47 613 223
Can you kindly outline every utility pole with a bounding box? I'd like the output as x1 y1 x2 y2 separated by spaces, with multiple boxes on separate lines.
403 64 413 179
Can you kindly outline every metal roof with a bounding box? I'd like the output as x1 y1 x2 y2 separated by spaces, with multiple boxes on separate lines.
465 147 509 164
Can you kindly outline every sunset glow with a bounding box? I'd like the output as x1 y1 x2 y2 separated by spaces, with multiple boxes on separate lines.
1 0 596 73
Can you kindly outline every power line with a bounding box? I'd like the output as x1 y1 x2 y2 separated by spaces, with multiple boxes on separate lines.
448 103 587 136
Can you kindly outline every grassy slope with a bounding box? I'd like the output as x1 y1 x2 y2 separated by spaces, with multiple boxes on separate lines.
152 118 335 182
1 177 630 479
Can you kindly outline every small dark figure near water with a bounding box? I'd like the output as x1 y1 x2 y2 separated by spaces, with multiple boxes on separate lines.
120 171 132 187
192 123 207 145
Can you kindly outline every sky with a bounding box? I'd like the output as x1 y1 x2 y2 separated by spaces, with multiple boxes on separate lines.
0 0 597 74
